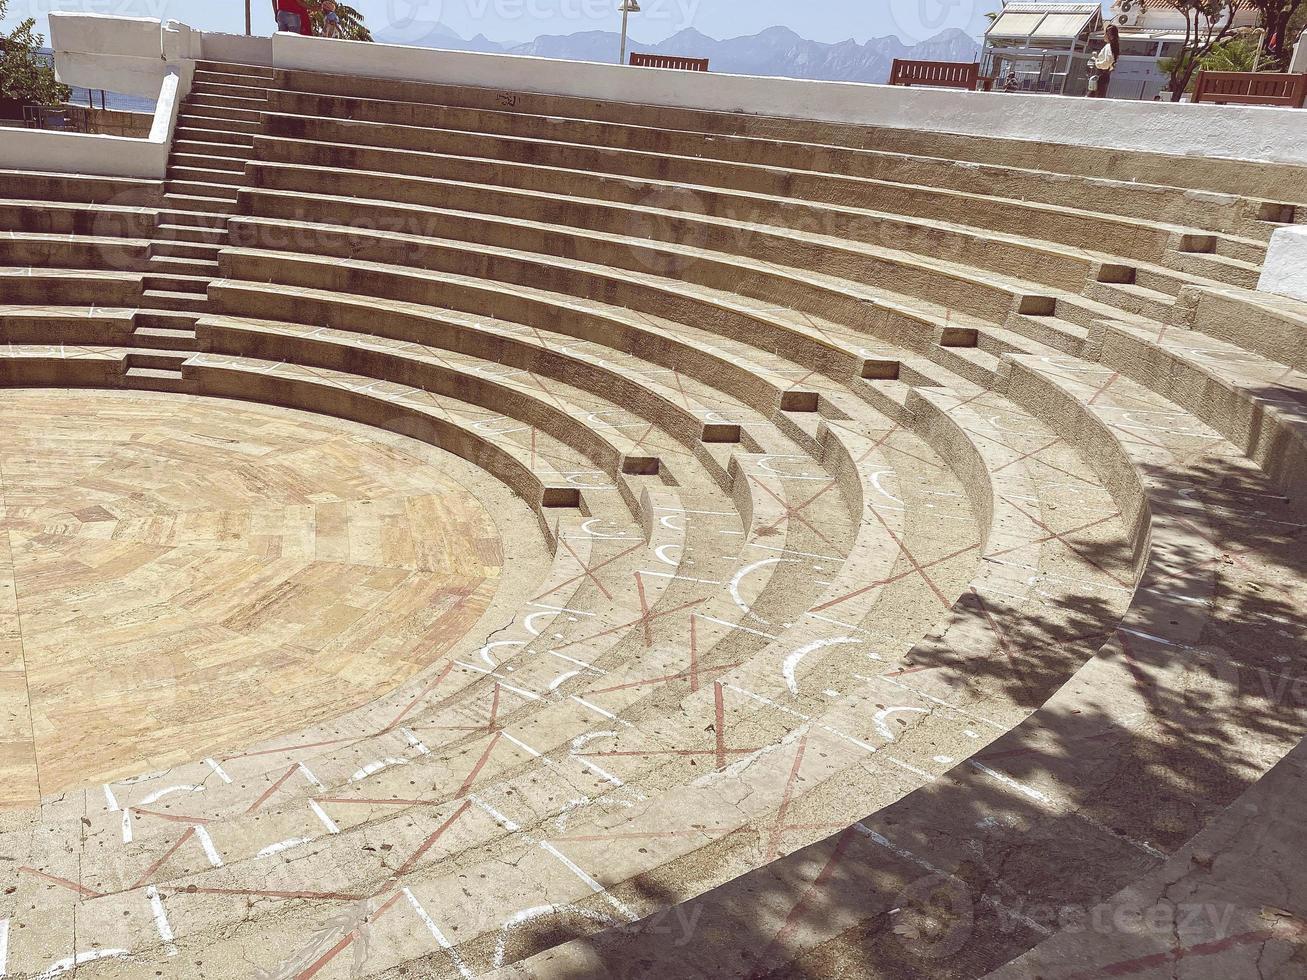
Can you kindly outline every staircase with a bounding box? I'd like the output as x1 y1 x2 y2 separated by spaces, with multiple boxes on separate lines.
134 61 274 370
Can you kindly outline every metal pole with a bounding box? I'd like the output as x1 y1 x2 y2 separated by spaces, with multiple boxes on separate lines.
246 0 253 36
619 5 630 65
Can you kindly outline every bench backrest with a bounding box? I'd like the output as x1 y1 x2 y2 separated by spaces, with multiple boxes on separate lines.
889 58 980 91
1193 70 1307 108
629 52 710 72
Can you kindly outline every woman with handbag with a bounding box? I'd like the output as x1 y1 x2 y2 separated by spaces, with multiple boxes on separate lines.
1088 25 1120 98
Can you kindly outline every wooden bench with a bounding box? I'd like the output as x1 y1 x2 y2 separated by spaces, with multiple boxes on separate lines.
629 53 709 72
1193 70 1307 108
889 59 980 91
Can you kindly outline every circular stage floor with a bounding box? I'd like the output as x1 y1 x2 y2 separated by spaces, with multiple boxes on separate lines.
0 389 506 807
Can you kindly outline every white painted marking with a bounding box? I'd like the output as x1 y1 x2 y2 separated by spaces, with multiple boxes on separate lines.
121 809 133 844
309 800 340 835
350 758 408 782
35 949 131 979
257 836 314 859
145 886 177 956
539 842 638 921
873 706 930 742
103 784 119 812
782 637 861 695
469 793 520 831
402 887 475 979
194 825 223 867
401 727 430 755
571 696 632 727
205 758 233 783
297 762 325 790
139 785 204 806
0 918 9 978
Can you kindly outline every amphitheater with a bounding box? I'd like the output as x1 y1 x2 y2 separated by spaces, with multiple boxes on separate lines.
1 13 1307 980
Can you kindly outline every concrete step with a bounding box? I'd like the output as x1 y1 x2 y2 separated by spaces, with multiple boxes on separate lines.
176 113 261 134
195 60 275 78
146 254 220 276
166 179 241 201
172 139 252 160
143 272 210 294
148 240 223 261
174 126 254 147
161 192 241 215
155 222 229 242
140 288 210 312
166 166 246 187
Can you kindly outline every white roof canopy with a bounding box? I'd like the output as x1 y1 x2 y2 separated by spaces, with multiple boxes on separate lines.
986 3 1102 42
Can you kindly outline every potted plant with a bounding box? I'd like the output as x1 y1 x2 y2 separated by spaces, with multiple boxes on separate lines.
1 1 71 122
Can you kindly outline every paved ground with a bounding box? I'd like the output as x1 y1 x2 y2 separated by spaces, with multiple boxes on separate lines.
0 389 506 806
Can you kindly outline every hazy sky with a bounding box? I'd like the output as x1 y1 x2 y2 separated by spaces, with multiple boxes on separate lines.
5 0 1110 48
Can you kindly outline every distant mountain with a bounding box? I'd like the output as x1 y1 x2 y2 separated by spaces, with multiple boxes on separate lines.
376 24 981 84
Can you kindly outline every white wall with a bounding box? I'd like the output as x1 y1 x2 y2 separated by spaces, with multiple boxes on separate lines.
1259 227 1307 304
0 66 185 179
271 32 1307 167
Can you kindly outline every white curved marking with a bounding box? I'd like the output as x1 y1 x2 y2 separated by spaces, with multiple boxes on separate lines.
782 637 862 695
139 784 204 806
658 513 686 531
549 669 583 691
868 469 903 506
654 543 682 566
874 706 929 742
570 730 618 753
578 518 631 538
479 639 525 667
37 949 131 979
350 757 408 782
730 557 796 622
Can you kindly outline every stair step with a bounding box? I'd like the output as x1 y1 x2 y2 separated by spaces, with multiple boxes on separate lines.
126 351 188 371
176 102 263 123
147 256 220 276
166 166 246 187
134 311 201 331
143 273 210 294
166 180 240 201
185 92 268 111
155 222 229 242
169 153 246 173
149 240 223 260
161 193 240 215
140 289 210 313
195 60 275 78
191 81 270 99
174 127 254 147
193 69 275 87
172 139 251 160
132 326 201 351
176 113 261 134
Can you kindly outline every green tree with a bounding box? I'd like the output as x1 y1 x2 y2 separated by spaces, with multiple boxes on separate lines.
310 3 373 41
1245 0 1305 62
0 0 71 107
1157 0 1246 99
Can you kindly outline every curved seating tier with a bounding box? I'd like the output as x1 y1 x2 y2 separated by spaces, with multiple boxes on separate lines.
0 57 1304 980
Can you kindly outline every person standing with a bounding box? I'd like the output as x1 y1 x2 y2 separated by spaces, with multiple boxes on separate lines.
1088 25 1120 98
274 0 314 35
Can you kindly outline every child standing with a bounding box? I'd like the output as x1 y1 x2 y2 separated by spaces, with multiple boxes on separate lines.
321 0 341 38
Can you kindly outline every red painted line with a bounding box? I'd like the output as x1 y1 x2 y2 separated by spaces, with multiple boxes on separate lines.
634 571 653 647
386 660 456 730
294 891 405 980
130 806 211 825
764 736 809 860
558 536 614 601
131 827 195 890
457 731 502 797
246 763 300 815
530 541 643 602
18 866 102 898
393 799 472 878
689 612 700 693
585 662 745 697
553 595 705 652
1066 924 1307 979
224 735 356 761
746 825 860 980
810 541 979 613
714 681 727 770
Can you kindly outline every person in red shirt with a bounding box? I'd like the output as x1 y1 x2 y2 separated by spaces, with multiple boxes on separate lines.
274 0 314 35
